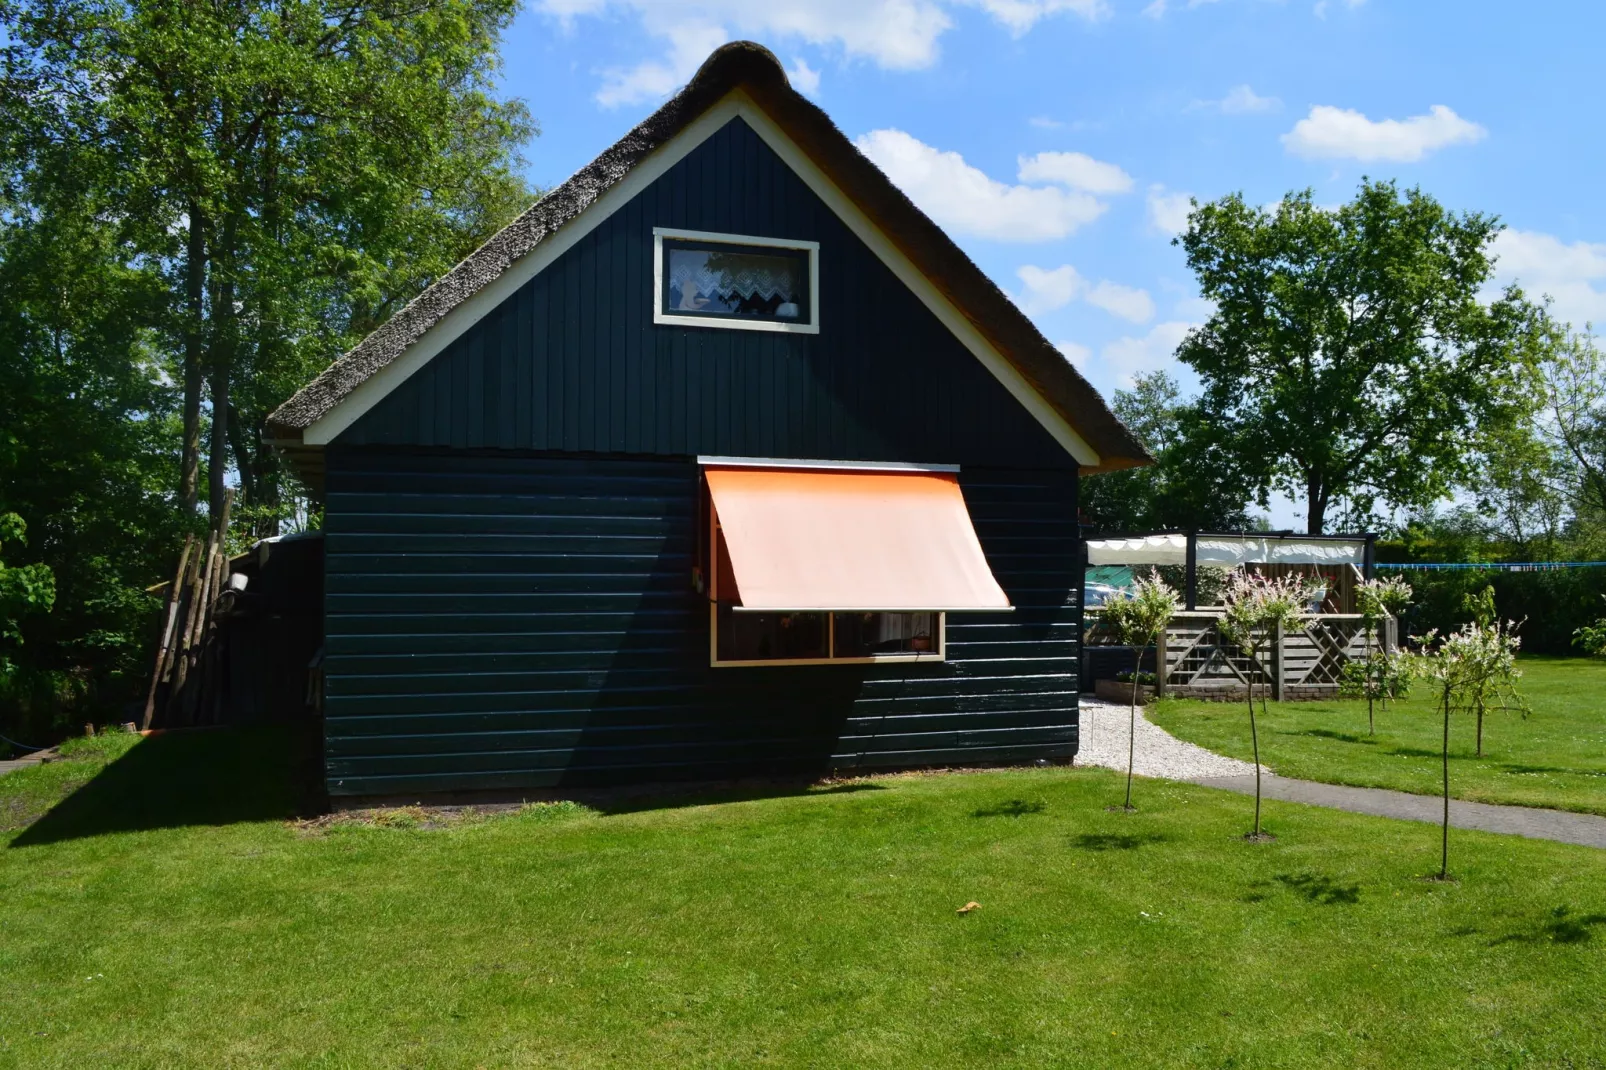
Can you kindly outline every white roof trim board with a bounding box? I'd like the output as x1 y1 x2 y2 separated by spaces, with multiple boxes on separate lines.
1086 535 1367 567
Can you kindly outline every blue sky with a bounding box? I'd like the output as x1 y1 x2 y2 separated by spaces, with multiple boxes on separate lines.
497 1 1606 522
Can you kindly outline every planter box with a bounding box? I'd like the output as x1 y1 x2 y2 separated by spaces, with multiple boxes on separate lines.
1094 679 1156 705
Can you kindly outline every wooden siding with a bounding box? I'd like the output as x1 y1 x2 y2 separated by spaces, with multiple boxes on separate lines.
337 116 1074 471
323 450 1080 795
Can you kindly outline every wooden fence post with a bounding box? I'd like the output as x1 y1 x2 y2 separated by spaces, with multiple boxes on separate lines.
1271 619 1285 702
1156 625 1169 698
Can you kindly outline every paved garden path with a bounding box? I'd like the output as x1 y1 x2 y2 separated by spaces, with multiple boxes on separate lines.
1078 698 1606 850
0 751 51 779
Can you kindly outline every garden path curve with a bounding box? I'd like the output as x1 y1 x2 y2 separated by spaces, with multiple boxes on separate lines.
1077 697 1606 850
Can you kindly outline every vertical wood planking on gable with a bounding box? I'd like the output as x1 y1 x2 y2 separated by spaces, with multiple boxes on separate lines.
322 449 1081 796
340 116 1075 472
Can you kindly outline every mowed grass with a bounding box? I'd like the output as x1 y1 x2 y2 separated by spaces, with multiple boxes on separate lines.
1150 656 1606 816
1 727 1605 1068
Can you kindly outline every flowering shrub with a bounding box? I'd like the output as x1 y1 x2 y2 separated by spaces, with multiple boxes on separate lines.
1100 570 1181 810
1574 597 1606 657
1409 620 1528 879
1217 569 1325 839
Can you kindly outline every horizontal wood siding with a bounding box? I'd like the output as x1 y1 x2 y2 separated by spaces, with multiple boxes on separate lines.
324 450 1080 795
338 116 1073 471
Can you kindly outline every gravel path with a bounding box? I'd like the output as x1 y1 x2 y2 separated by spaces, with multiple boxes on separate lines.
1076 697 1263 780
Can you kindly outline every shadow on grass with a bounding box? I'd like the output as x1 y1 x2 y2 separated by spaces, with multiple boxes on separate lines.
972 799 1048 818
9 722 321 848
1071 832 1166 851
1296 729 1379 746
1490 906 1606 946
1499 764 1568 776
1275 872 1361 905
538 780 888 817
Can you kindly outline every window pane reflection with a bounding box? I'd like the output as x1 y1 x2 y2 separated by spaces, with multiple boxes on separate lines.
832 612 939 658
716 605 829 662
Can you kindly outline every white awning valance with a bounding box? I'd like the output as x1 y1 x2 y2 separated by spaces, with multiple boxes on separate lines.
1084 534 1188 566
1086 534 1367 567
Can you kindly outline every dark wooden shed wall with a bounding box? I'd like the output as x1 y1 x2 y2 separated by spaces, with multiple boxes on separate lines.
339 116 1075 471
323 450 1080 796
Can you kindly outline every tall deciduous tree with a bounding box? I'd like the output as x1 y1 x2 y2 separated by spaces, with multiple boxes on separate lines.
1176 181 1550 534
3 0 535 525
1079 371 1256 532
0 0 534 736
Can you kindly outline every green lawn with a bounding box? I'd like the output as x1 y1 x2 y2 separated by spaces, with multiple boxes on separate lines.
1 726 1604 1067
1150 656 1606 816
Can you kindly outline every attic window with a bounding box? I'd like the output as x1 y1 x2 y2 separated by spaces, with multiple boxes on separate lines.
654 228 819 334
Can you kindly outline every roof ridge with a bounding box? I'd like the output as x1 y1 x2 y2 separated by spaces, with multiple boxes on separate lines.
266 40 1149 472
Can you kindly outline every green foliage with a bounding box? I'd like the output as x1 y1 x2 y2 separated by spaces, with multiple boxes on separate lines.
1410 619 1529 874
1177 181 1551 534
1099 570 1181 649
1461 584 1498 628
1154 563 1233 607
0 513 56 683
1079 371 1257 531
1356 576 1413 623
1380 567 1606 656
1152 656 1605 815
1575 598 1606 657
1338 652 1412 702
0 0 535 737
7 732 1606 1065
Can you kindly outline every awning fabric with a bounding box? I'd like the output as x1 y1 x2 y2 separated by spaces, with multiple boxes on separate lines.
1084 534 1187 566
704 466 1010 612
1084 534 1366 567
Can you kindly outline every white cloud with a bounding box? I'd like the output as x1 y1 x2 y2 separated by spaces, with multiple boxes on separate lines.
1147 184 1194 236
856 129 1108 242
1099 321 1195 385
1218 84 1279 114
1056 340 1092 370
1491 229 1606 329
786 57 821 93
968 0 1109 34
1313 0 1363 17
1085 280 1156 324
1282 104 1486 162
1029 115 1065 130
1017 150 1134 194
1171 295 1218 320
545 0 1106 106
1014 265 1153 323
1144 0 1222 14
595 23 729 108
1016 264 1084 314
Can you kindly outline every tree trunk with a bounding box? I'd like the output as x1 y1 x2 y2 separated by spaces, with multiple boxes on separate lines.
1247 645 1263 838
1440 681 1452 880
226 403 256 514
179 206 206 515
1124 643 1140 810
1305 477 1327 536
207 215 239 527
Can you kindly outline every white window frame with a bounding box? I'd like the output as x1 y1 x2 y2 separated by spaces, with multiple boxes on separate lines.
706 497 945 668
654 227 821 335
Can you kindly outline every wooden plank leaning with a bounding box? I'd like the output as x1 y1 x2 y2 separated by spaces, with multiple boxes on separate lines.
141 534 195 731
168 530 217 715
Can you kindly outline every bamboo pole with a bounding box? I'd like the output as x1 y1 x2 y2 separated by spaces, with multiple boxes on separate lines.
182 538 222 725
168 530 217 717
199 542 227 724
141 535 195 730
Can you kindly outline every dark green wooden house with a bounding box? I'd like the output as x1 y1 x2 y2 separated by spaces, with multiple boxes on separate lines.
267 42 1149 798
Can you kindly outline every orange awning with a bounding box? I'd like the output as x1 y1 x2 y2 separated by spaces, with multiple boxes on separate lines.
704 465 1011 612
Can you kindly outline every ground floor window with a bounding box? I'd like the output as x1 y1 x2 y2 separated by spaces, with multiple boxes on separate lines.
713 605 943 666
